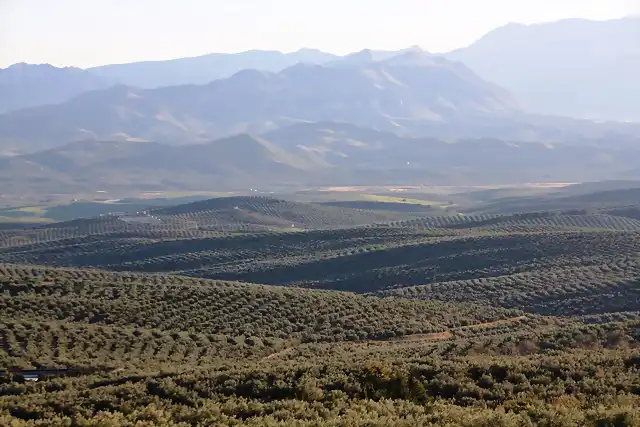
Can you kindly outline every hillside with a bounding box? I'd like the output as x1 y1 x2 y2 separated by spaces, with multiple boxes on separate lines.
3 198 640 293
447 17 640 121
0 136 318 193
380 259 640 316
0 63 108 123
473 185 640 214
2 193 640 424
0 196 424 247
1 265 519 351
1 122 640 198
0 48 423 117
5 8 640 425
262 122 640 183
1 233 639 425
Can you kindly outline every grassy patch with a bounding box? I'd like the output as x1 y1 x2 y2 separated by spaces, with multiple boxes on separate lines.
0 205 48 218
0 216 54 224
14 206 47 215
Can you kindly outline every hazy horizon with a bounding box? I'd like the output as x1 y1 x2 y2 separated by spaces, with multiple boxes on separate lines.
1 0 639 68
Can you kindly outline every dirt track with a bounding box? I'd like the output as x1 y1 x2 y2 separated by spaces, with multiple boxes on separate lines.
259 316 529 360
392 315 527 344
260 347 295 362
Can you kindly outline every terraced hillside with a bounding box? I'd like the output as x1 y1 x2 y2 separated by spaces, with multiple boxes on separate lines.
0 265 519 370
2 195 640 425
3 196 640 250
380 259 640 316
604 205 640 220
152 196 420 230
1 265 638 426
386 211 640 232
0 196 427 249
2 219 639 294
474 186 640 214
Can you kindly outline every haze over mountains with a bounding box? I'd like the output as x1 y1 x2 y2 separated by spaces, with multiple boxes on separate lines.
2 121 640 198
448 16 640 121
89 47 425 88
0 63 109 114
0 51 529 153
0 47 425 117
0 16 639 194
1 17 637 121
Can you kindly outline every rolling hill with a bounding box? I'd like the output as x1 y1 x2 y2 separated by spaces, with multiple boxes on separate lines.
3 195 640 294
1 194 639 425
0 196 426 246
1 121 639 197
472 184 640 214
4 16 640 427
260 122 640 183
0 135 318 195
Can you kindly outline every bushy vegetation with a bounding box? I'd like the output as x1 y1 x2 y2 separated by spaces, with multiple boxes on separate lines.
155 196 416 229
0 196 422 249
2 197 640 425
382 259 640 315
0 265 518 354
3 225 639 296
1 308 638 425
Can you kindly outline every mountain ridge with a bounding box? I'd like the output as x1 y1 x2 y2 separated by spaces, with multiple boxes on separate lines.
0 53 524 153
0 63 109 116
1 121 639 197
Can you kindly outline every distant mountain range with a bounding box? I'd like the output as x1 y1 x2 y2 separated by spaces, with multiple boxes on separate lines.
0 16 637 135
0 16 638 197
1 121 639 197
447 16 640 121
0 63 109 115
0 52 527 153
88 47 425 88
1 17 638 125
89 48 337 89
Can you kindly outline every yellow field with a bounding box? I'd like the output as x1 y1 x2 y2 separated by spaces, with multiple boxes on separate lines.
138 191 237 199
14 206 47 215
359 194 445 206
0 216 53 224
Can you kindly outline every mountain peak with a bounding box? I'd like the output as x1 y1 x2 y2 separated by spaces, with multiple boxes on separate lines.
294 48 324 54
3 63 86 73
447 16 640 121
324 49 376 68
381 50 439 67
6 62 31 70
347 49 375 61
0 63 109 114
404 45 424 52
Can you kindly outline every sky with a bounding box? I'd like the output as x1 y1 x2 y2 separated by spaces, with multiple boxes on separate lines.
1 0 638 68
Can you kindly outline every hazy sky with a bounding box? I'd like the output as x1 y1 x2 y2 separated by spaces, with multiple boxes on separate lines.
1 0 638 68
